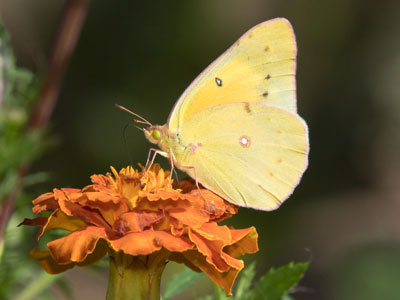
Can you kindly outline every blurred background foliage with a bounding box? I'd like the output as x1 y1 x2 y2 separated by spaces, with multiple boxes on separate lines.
0 0 400 299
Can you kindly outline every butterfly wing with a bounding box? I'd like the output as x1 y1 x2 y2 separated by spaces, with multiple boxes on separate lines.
174 103 308 211
168 18 297 133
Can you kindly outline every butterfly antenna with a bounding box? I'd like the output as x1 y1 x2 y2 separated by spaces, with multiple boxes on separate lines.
134 119 150 125
115 104 153 126
134 125 145 132
122 123 135 164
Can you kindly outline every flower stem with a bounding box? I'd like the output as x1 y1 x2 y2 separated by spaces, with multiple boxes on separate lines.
106 250 169 300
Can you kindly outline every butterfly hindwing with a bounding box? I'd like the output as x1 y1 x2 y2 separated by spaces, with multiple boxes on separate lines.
174 103 308 211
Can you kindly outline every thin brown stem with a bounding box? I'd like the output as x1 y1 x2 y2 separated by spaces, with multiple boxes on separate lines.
0 0 91 259
29 0 91 128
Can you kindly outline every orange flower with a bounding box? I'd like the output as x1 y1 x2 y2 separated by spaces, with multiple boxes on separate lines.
21 164 258 297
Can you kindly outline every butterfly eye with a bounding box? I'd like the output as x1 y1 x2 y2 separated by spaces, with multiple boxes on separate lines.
151 129 161 140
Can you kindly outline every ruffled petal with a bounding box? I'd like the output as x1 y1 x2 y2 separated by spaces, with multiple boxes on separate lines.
113 210 164 234
22 164 258 297
189 229 230 272
29 248 75 274
224 227 259 257
32 192 59 214
30 242 108 274
47 226 110 264
180 250 242 297
36 210 87 241
109 230 194 256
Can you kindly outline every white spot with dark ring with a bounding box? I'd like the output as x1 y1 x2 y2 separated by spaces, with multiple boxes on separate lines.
239 136 251 148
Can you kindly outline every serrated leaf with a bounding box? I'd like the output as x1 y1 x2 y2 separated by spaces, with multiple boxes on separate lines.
250 262 309 300
163 268 204 300
235 261 256 300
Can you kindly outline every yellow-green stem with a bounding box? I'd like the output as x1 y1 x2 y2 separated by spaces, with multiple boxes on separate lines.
106 250 168 300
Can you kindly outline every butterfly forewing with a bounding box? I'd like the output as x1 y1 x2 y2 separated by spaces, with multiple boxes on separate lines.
168 18 297 133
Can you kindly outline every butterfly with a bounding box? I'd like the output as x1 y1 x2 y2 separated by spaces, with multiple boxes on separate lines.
120 18 309 211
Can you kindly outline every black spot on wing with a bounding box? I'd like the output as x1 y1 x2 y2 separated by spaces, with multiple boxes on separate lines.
262 91 269 97
265 74 271 80
215 77 222 87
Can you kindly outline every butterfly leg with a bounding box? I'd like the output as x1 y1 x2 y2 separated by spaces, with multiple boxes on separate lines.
180 164 204 197
144 148 168 178
168 148 179 185
145 148 158 169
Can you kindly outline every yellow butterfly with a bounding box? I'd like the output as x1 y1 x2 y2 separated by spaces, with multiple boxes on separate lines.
123 18 309 211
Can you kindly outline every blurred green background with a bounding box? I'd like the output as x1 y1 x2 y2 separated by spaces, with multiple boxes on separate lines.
1 0 400 299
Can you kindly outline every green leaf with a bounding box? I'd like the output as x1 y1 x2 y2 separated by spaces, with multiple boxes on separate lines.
250 261 309 300
22 171 50 187
214 284 231 300
163 268 204 300
281 294 295 300
196 296 214 300
0 21 44 189
0 22 38 111
235 261 256 300
0 170 17 201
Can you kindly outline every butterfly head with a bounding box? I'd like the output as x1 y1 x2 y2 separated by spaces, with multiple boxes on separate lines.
144 125 169 146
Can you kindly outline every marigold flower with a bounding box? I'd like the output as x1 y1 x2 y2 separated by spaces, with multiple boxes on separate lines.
21 164 258 298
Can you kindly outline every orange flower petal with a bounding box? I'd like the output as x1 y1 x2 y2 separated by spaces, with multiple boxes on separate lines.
194 222 232 245
32 192 59 214
192 189 238 220
189 229 230 272
168 206 209 228
140 190 193 202
23 164 258 297
109 230 193 256
30 242 108 274
181 249 242 297
47 226 110 264
35 210 87 241
113 211 164 235
84 191 121 203
57 196 111 228
29 248 76 274
224 227 259 257
137 194 192 213
19 217 47 227
77 196 130 226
